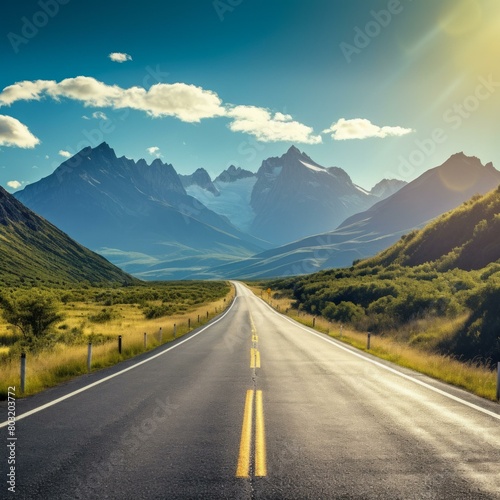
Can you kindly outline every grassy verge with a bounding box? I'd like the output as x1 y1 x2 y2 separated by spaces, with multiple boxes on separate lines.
251 286 498 402
0 284 234 399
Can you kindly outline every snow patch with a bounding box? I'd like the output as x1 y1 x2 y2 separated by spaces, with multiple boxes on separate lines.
186 177 257 231
354 184 371 195
80 173 101 186
300 160 325 172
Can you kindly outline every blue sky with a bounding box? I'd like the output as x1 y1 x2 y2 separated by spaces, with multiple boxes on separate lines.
1 0 499 192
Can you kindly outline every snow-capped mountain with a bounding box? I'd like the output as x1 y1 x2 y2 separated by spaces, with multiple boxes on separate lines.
183 165 257 233
179 168 220 196
206 152 500 278
182 148 404 246
249 146 377 244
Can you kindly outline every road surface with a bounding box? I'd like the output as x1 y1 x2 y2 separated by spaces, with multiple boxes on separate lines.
1 282 500 499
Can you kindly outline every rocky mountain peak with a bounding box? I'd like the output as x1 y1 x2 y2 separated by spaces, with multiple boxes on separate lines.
87 142 117 162
215 165 255 183
370 179 407 199
180 168 219 196
286 145 302 155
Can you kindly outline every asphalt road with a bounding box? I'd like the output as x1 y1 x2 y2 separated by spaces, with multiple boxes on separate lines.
1 282 500 499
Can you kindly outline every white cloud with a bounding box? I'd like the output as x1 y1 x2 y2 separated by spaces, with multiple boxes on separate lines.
227 105 322 144
109 52 132 63
0 76 225 123
92 111 108 120
45 155 49 159
0 76 325 144
0 80 56 106
58 150 72 158
146 146 162 158
0 115 40 148
7 180 21 189
323 118 414 140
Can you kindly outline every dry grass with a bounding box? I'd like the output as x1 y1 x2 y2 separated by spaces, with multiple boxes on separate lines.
0 287 234 399
253 287 498 402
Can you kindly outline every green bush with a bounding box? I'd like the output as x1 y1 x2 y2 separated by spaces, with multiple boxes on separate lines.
322 301 365 323
89 308 120 323
0 290 63 351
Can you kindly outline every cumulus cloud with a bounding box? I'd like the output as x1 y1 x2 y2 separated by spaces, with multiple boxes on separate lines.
7 180 21 189
0 77 225 123
0 115 40 148
109 52 132 63
146 146 162 158
0 76 325 144
58 150 72 158
323 118 413 140
0 80 56 106
227 105 322 144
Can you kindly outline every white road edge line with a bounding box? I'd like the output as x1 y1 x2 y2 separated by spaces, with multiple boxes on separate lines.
256 288 500 422
0 296 239 428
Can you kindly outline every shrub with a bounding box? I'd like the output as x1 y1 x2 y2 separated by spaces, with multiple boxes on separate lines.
322 301 365 323
89 308 120 323
0 291 63 351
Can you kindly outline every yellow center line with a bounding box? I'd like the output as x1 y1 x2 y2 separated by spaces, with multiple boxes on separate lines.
237 313 266 478
236 390 267 478
250 348 261 368
236 390 254 478
255 390 267 476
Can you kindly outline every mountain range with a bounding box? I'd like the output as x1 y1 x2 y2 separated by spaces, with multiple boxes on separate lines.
0 186 133 286
15 143 264 279
10 144 500 280
209 153 500 278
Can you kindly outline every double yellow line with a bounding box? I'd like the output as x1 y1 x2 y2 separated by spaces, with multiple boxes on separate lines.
236 313 266 478
250 348 261 368
236 389 267 477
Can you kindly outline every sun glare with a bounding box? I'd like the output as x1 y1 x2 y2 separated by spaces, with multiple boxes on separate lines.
440 0 500 75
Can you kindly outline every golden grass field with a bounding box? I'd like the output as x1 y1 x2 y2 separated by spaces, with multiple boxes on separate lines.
0 284 234 398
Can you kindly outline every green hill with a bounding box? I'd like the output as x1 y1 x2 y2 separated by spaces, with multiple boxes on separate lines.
0 186 135 287
362 185 500 271
267 186 500 367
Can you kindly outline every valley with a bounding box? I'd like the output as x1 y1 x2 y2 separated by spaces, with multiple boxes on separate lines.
2 2 500 497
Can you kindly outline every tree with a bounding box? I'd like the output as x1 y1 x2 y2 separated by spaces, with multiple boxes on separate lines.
0 291 63 348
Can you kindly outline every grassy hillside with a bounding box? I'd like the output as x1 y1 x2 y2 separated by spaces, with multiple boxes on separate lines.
266 186 500 368
0 186 134 286
362 185 500 271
